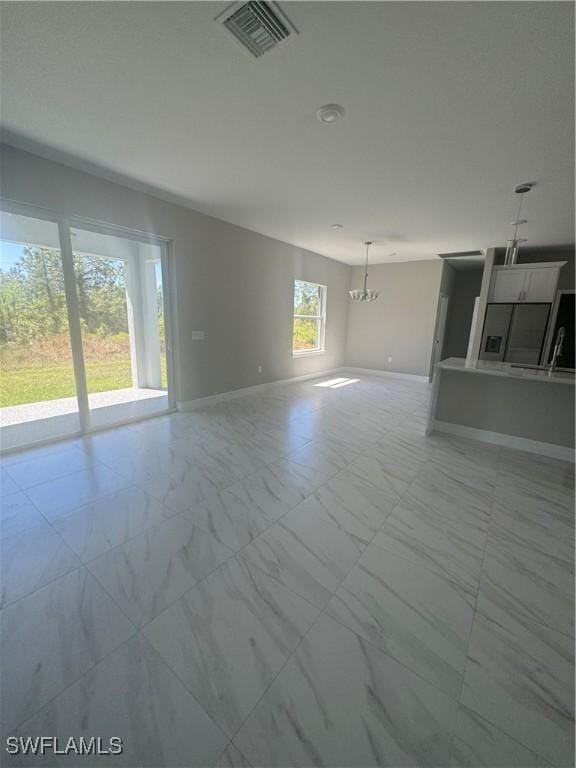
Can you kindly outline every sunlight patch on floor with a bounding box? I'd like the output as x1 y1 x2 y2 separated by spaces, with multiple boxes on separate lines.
314 377 360 389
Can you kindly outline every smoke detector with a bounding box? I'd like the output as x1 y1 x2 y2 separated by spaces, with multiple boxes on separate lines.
316 104 345 124
216 1 298 58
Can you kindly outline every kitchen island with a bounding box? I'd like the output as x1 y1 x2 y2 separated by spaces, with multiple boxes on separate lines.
428 357 575 461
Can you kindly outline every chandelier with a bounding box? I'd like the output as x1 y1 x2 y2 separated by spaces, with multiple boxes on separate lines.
349 241 379 302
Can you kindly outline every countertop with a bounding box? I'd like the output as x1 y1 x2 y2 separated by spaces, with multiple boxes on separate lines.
437 357 576 386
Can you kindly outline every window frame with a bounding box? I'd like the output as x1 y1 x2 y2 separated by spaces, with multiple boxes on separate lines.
292 279 327 357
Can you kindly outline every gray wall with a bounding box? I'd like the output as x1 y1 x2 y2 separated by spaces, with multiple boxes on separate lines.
439 261 455 297
442 268 483 359
344 260 443 376
0 144 351 404
435 369 575 448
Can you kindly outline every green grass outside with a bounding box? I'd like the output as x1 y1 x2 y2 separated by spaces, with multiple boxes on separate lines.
1 356 167 407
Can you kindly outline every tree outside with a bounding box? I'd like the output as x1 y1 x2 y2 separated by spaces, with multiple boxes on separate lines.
0 245 166 407
293 280 323 351
73 251 133 398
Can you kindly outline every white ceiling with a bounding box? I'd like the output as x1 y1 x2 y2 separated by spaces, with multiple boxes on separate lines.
1 1 574 266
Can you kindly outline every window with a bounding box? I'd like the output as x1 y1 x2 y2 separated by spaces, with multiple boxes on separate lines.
292 280 326 355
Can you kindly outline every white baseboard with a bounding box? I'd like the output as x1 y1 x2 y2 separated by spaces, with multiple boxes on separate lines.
177 368 341 411
341 366 430 383
432 419 575 463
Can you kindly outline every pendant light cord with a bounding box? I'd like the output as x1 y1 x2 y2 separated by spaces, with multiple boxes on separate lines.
511 194 525 242
504 184 532 265
363 241 371 293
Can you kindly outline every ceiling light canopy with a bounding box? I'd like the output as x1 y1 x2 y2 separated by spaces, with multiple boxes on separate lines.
349 241 379 302
330 223 343 230
316 104 345 124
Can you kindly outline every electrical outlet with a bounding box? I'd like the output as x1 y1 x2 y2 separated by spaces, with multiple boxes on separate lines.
387 356 393 363
191 330 205 341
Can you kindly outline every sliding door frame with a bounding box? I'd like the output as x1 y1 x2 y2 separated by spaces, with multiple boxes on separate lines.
67 214 177 413
58 217 91 431
0 197 177 441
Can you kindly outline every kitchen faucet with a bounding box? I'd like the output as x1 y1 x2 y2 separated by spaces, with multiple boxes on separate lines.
548 326 566 374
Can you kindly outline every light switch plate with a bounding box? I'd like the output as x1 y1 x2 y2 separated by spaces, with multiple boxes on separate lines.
191 330 205 341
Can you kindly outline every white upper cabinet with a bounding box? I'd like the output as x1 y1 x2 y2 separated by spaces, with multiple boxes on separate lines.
490 268 526 302
522 268 561 302
489 263 565 303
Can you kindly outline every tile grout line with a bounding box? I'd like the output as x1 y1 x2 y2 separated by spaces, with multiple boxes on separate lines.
126 461 350 632
0 407 513 621
220 456 427 761
1 481 148 611
2 437 340 618
1 481 91 611
447 454 572 765
86 451 339 565
444 444 501 767
4 379 571 765
76 451 347 655
4 425 316 565
123 457 387 756
2 561 144 740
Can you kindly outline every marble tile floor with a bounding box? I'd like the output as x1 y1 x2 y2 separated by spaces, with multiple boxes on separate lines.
0 373 573 767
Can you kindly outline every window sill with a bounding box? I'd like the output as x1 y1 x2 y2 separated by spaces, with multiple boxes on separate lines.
292 349 326 358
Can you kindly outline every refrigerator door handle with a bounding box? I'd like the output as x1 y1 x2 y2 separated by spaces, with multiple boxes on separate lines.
505 302 551 365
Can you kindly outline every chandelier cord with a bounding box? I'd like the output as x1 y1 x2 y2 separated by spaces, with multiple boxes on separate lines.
349 240 378 301
363 241 371 294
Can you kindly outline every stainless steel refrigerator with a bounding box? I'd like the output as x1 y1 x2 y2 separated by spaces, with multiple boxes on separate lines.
479 303 551 365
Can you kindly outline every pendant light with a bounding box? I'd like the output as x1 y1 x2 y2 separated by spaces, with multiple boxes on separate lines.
504 183 532 265
349 241 379 302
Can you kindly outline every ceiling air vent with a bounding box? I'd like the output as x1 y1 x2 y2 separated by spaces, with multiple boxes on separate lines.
217 1 298 58
437 250 484 259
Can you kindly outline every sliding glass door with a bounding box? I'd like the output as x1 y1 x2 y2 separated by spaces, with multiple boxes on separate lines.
0 205 173 450
70 226 169 430
0 210 81 450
